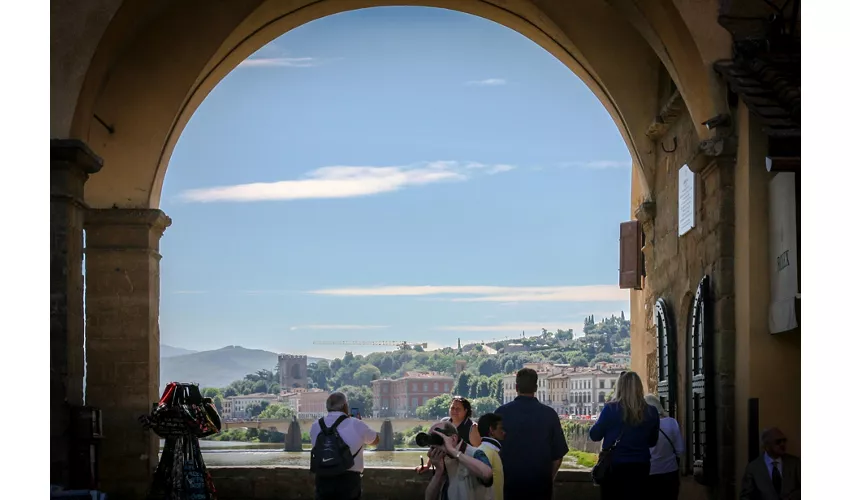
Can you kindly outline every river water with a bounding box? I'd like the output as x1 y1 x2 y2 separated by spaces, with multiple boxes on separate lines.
167 441 584 469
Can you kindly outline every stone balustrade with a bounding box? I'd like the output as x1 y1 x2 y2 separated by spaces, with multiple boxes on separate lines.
210 466 599 499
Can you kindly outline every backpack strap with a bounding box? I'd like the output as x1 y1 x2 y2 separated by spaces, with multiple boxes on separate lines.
328 414 349 433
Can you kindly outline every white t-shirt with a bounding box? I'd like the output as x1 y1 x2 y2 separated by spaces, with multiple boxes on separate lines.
309 412 378 473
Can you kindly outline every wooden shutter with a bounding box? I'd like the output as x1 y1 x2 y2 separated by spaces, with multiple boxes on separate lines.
619 220 643 290
689 276 715 485
655 298 677 418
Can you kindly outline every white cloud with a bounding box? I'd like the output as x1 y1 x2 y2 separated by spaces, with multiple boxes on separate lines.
308 284 629 303
465 78 507 86
560 160 631 169
178 161 516 203
238 57 318 68
289 324 389 331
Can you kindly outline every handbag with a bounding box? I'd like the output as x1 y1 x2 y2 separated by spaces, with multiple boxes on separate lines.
591 427 625 486
659 428 680 468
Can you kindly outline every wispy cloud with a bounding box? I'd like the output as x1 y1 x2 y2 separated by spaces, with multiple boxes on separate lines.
308 285 629 303
289 324 389 331
178 161 516 203
560 160 631 169
465 78 507 86
238 57 319 68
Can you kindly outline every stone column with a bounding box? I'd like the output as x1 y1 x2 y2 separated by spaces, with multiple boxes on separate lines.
51 139 102 487
84 208 171 499
691 137 737 500
635 201 657 392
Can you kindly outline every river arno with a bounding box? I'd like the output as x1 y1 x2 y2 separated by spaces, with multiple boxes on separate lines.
164 441 585 469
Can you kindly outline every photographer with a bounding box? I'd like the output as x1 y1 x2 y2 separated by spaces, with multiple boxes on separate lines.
422 422 493 500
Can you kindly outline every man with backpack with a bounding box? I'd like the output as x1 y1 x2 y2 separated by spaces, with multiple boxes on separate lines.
309 392 380 500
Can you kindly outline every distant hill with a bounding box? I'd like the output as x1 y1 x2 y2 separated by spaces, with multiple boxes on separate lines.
161 344 198 358
159 345 326 390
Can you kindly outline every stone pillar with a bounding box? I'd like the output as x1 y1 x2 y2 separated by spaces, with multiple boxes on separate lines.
51 139 102 487
691 137 737 500
84 208 171 499
635 201 657 392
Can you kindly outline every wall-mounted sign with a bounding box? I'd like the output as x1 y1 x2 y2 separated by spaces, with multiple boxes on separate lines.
679 165 696 236
768 172 800 333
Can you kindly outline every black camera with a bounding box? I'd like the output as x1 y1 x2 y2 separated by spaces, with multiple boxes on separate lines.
415 432 445 447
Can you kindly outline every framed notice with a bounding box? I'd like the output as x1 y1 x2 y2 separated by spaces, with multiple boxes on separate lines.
678 165 696 236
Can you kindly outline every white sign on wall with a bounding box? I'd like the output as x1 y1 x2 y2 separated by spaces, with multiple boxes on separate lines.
678 165 696 236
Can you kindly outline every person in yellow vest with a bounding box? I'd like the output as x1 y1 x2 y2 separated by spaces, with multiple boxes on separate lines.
476 413 505 500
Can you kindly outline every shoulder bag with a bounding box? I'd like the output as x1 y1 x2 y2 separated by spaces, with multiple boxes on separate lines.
591 427 625 486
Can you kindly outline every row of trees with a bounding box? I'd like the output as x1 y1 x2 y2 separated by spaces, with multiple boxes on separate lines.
414 394 500 420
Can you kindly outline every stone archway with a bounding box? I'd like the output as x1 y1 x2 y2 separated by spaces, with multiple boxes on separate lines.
65 0 728 210
50 0 734 497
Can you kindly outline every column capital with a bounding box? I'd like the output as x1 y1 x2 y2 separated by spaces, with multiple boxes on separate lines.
634 201 656 227
688 135 738 178
86 208 172 234
51 139 103 174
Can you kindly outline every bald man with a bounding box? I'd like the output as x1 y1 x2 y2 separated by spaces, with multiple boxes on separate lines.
739 428 800 500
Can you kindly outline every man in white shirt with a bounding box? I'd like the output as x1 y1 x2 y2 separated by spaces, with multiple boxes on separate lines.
309 392 380 500
740 427 801 500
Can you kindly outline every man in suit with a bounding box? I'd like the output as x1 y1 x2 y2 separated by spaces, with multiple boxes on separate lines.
740 427 801 500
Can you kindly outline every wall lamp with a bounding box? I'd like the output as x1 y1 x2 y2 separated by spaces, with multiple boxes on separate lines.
702 114 731 130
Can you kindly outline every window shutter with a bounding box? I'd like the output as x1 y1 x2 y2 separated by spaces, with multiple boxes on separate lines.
655 298 677 418
619 220 643 290
689 276 715 485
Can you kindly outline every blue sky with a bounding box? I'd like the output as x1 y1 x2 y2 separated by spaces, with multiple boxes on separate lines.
159 7 632 359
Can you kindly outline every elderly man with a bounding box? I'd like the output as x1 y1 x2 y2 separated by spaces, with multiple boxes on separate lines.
309 392 380 500
740 427 801 500
424 421 494 500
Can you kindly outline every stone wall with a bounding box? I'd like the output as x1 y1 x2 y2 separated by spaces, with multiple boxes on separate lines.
640 99 737 500
210 466 599 500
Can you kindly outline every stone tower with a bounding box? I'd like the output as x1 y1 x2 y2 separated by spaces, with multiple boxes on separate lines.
278 354 308 390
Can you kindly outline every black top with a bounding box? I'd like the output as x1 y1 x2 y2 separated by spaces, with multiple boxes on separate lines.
441 416 474 445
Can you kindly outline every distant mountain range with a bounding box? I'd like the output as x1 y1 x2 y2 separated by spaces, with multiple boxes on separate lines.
160 345 326 391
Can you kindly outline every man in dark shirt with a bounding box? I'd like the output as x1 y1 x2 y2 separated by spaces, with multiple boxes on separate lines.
495 368 569 500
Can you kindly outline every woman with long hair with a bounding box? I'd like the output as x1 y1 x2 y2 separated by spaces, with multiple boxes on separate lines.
443 396 481 446
645 394 685 499
589 371 659 500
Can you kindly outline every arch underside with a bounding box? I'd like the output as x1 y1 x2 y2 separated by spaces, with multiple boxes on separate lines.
67 0 726 209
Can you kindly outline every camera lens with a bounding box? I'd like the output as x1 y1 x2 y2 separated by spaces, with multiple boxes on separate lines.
414 432 431 447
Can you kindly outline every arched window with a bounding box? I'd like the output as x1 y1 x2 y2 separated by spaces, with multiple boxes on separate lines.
688 276 715 484
655 298 677 417
598 391 606 403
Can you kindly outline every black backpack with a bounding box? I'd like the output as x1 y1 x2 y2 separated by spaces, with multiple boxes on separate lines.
310 415 362 476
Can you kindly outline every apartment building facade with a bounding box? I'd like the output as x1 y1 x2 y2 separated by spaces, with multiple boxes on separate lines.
372 371 454 418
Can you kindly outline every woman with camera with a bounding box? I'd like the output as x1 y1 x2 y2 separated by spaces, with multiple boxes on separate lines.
421 421 494 500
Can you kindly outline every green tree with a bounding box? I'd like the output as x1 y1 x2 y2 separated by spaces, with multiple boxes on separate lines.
336 385 373 416
203 387 222 399
252 380 269 394
258 403 295 420
478 358 500 377
415 394 452 420
456 372 471 398
212 394 224 413
245 401 270 418
378 355 394 374
353 364 381 386
472 397 499 415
